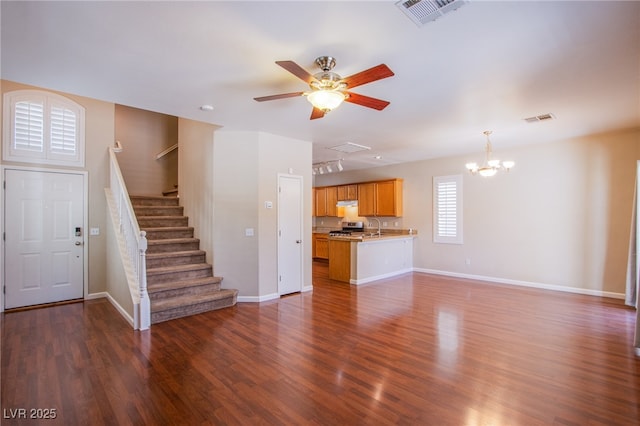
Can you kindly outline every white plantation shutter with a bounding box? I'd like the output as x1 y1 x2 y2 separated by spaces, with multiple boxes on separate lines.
433 175 463 244
4 90 84 166
50 106 77 155
14 101 45 152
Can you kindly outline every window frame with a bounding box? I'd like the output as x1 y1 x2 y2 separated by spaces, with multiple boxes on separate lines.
433 174 463 244
3 90 85 167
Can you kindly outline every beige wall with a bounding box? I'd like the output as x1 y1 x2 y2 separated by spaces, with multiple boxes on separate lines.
212 131 312 299
316 128 640 296
1 79 115 297
115 104 178 196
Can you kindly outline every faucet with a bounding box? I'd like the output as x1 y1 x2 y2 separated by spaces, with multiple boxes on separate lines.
368 217 381 236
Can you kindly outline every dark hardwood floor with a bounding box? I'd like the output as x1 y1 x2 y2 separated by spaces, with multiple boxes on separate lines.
2 261 639 425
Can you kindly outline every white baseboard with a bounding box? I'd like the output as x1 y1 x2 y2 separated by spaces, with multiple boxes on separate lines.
86 291 134 327
237 292 280 303
238 286 312 302
414 268 625 299
350 268 413 285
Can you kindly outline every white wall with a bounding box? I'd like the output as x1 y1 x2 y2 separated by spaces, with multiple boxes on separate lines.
178 118 218 264
316 129 640 296
213 131 312 299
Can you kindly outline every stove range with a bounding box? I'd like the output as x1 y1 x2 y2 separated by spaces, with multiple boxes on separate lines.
328 221 364 237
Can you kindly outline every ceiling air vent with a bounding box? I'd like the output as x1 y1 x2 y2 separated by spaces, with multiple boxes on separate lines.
524 113 556 123
396 0 468 27
328 142 372 154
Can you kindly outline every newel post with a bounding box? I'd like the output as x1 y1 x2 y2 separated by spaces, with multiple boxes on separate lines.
138 231 150 330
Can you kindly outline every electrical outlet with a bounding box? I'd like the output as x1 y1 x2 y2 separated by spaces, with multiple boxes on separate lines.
465 258 471 266
383 221 388 227
90 227 100 236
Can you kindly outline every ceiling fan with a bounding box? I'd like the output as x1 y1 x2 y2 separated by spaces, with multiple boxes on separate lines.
253 56 394 120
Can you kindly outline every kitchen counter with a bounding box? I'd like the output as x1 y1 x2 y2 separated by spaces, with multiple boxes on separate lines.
328 234 416 285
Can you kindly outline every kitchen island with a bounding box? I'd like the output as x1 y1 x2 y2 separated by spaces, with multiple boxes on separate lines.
328 233 416 285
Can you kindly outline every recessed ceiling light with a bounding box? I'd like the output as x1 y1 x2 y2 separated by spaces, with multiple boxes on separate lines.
374 155 382 160
200 105 214 111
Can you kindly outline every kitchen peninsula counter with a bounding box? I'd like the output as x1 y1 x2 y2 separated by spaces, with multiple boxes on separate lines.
328 232 416 285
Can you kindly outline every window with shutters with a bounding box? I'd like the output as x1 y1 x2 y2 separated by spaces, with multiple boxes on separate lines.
433 174 463 244
3 90 85 167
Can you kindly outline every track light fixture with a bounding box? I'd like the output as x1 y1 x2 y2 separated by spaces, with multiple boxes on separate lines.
312 159 344 175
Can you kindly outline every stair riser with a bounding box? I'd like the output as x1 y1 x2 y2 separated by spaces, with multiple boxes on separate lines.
151 294 237 324
149 282 222 300
131 197 179 207
146 253 206 269
147 268 213 285
134 206 184 216
144 229 194 239
147 241 201 253
138 218 189 227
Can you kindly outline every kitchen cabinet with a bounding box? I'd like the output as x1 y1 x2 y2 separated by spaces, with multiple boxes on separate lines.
337 184 358 201
326 186 338 217
357 179 403 217
314 186 339 217
328 239 351 282
314 187 327 217
313 233 329 259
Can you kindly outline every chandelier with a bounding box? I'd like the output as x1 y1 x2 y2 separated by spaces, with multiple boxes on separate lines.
465 131 515 177
312 159 344 175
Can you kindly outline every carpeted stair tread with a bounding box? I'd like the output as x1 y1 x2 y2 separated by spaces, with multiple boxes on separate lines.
148 237 200 245
146 250 206 260
147 276 223 293
150 289 239 323
141 226 194 233
147 263 212 276
130 195 179 206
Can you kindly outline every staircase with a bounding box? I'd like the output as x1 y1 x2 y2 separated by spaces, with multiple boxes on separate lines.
131 195 238 324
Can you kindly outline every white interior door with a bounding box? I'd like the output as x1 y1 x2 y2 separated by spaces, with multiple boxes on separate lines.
278 174 303 295
4 169 85 309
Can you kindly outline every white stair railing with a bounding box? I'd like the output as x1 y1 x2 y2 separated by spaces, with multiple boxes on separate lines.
108 143 150 330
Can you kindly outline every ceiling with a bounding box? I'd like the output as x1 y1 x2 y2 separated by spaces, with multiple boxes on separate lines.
2 1 639 171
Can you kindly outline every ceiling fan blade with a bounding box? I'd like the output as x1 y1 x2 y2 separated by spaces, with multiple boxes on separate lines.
344 92 390 110
342 64 394 89
275 60 317 84
253 92 304 102
310 107 325 120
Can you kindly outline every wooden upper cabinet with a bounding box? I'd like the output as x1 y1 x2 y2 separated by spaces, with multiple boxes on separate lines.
315 187 327 217
326 186 338 217
357 182 376 216
314 186 340 217
337 184 358 201
357 179 403 217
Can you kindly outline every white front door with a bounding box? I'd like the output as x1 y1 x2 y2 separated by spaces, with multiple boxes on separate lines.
278 174 303 295
4 169 85 309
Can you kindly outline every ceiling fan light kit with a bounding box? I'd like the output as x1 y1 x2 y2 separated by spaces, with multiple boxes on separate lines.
465 131 515 177
254 56 394 119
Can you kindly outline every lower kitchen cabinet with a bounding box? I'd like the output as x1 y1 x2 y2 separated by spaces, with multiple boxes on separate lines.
313 233 329 259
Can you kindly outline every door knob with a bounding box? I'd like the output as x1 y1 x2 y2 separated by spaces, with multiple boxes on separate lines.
296 240 302 244
75 241 83 246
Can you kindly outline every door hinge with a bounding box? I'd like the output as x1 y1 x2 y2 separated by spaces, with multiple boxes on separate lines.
3 180 5 190
279 275 282 282
2 232 4 242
